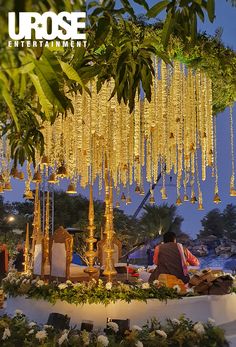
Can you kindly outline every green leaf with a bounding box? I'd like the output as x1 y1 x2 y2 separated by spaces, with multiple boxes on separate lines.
0 81 19 131
161 11 175 46
207 0 215 22
133 0 149 11
59 60 84 88
147 0 169 18
29 73 53 120
33 58 68 112
95 16 111 46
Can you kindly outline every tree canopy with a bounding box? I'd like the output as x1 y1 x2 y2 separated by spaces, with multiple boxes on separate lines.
0 0 235 166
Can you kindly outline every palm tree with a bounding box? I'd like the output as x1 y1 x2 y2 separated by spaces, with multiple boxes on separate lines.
139 204 184 240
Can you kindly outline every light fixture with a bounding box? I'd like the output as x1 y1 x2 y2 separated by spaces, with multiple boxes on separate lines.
57 164 67 178
17 171 24 180
10 167 18 178
176 196 182 206
48 173 58 184
23 190 34 200
126 196 132 204
183 194 189 202
121 192 126 201
66 182 77 194
4 182 12 191
190 195 197 204
149 195 155 204
32 171 42 183
115 201 120 208
197 203 204 210
41 155 49 166
213 193 221 204
135 185 141 194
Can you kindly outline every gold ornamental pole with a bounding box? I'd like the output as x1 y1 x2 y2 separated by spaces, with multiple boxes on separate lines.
84 185 98 278
43 191 50 270
24 223 30 273
103 164 117 281
31 183 39 255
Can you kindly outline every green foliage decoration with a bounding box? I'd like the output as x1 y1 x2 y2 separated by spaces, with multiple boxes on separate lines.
0 311 229 347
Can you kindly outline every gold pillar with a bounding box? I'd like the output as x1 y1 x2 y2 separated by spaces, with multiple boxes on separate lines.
24 223 30 273
43 191 50 270
31 183 39 254
103 166 117 281
84 185 98 278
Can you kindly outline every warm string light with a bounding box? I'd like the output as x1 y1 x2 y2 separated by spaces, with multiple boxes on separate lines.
213 116 221 204
37 61 215 206
0 59 225 208
230 105 236 196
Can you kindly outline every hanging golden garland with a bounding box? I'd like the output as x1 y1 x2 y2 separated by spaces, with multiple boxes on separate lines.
230 105 236 196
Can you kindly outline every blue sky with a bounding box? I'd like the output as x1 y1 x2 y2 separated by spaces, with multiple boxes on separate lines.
4 1 236 238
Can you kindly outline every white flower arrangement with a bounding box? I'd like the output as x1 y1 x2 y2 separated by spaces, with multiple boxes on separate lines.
81 330 90 346
28 329 35 335
97 334 109 346
153 280 160 286
105 282 112 290
36 280 45 287
2 328 11 340
132 325 142 331
172 318 180 325
141 282 150 289
173 285 181 293
156 329 167 338
14 309 23 316
58 283 68 290
135 341 143 347
207 318 215 325
28 321 37 328
193 322 205 335
107 321 119 332
43 324 53 329
58 331 68 346
35 330 47 341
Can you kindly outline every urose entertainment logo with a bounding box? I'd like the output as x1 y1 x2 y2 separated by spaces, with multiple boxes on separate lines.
8 11 86 48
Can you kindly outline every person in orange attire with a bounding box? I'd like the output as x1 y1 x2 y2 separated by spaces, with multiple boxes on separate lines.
149 231 199 289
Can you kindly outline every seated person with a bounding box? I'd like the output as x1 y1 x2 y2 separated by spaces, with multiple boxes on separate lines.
149 231 199 291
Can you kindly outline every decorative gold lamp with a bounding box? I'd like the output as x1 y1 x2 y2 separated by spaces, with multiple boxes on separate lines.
184 194 189 202
66 182 77 194
23 223 30 273
10 167 19 178
57 163 67 178
161 187 168 200
17 171 24 180
48 173 58 184
115 201 120 208
135 185 141 193
121 192 126 201
84 185 98 278
32 170 42 183
41 155 49 167
126 196 132 205
176 196 182 206
4 182 12 191
213 192 221 204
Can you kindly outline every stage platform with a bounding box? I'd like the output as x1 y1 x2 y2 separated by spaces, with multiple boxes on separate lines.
6 293 236 329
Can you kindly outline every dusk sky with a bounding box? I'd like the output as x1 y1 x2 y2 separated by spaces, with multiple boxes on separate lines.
3 1 236 238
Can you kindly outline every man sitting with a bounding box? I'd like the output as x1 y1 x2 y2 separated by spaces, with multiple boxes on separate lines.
149 231 199 291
